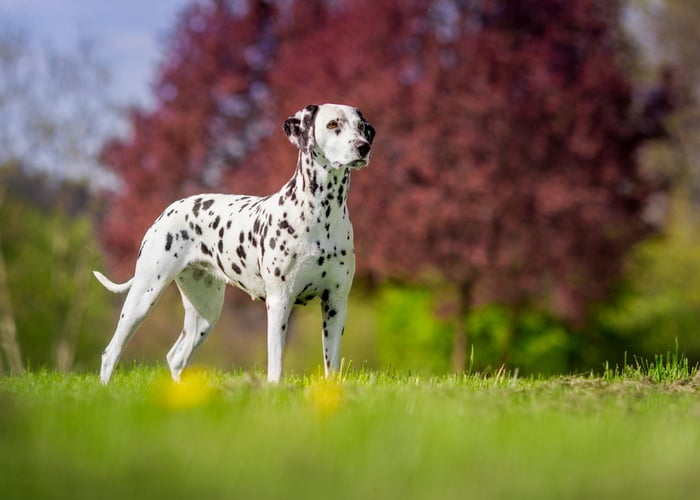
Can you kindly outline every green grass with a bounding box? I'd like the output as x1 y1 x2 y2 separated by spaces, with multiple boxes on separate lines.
1 361 700 500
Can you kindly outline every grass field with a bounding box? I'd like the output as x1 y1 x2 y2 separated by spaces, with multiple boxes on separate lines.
1 358 699 500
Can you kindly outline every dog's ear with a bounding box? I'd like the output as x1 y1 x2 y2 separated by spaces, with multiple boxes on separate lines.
284 104 319 151
356 109 376 145
363 122 376 145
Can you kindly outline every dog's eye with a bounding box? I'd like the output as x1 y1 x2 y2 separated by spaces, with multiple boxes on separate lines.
358 122 366 132
326 121 339 130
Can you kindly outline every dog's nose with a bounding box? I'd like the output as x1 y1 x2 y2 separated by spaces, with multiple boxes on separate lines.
355 141 370 158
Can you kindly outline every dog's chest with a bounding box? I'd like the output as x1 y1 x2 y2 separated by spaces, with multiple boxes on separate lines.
257 198 355 290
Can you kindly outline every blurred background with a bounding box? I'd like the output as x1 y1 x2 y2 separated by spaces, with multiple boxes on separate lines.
1 0 698 377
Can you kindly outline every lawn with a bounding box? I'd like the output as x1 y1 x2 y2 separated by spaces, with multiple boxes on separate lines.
1 362 699 500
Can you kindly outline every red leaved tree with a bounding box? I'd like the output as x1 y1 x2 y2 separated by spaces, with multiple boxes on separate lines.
259 0 673 369
99 0 672 370
100 0 284 275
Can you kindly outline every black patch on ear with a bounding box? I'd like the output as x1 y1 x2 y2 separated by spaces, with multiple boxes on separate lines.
283 117 301 139
356 110 376 145
301 105 319 152
303 105 319 129
284 104 320 152
364 122 376 144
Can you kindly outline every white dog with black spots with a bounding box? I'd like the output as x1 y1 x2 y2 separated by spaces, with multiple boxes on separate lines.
94 103 375 384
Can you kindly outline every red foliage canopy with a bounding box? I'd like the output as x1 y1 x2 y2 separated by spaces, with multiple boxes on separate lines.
100 0 671 323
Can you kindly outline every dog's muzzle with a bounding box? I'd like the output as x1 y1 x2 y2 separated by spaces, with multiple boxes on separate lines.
350 140 371 169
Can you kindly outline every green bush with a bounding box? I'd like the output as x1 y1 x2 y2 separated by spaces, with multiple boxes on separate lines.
375 285 453 374
467 304 572 376
590 208 700 368
375 285 572 376
1 192 112 371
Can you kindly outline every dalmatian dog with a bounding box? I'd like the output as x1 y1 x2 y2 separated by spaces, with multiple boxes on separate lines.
94 103 375 384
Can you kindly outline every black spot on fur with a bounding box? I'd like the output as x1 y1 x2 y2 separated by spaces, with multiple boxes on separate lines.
310 170 318 195
318 256 325 265
278 219 294 235
236 245 247 260
322 289 330 302
180 230 189 240
201 243 212 256
231 263 242 274
202 199 215 210
192 198 203 217
194 225 202 236
165 233 173 251
211 215 220 229
218 240 224 253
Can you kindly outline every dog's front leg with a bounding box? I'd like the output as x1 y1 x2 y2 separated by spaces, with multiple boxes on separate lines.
321 290 349 378
265 296 292 383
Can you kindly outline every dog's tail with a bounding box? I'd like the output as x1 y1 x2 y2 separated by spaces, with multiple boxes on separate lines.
93 270 133 294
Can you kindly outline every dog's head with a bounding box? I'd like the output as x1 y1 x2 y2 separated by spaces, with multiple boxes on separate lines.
284 104 375 170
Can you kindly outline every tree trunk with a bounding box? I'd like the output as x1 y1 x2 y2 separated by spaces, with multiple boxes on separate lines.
55 258 92 372
0 234 24 375
451 280 474 373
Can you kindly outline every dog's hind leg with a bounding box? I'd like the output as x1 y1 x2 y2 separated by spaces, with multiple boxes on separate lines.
166 268 225 381
100 276 172 384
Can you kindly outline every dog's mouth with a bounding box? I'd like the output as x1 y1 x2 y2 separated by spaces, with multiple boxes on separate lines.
349 156 370 169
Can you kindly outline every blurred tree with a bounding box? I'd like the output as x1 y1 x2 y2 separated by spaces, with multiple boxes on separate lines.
0 167 112 371
581 1 700 366
0 25 119 371
0 181 23 374
0 26 118 188
99 0 282 276
100 0 673 372
265 0 675 370
591 206 700 366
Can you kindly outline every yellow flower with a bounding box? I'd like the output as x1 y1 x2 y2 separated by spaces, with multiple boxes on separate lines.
155 368 216 410
305 378 344 417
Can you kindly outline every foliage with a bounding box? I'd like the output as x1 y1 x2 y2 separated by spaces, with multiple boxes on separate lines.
375 286 453 374
467 304 572 376
0 24 118 188
590 202 700 366
98 0 675 373
374 286 573 376
2 367 700 500
0 170 112 370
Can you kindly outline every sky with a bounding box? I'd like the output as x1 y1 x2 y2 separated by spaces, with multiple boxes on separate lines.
0 0 192 108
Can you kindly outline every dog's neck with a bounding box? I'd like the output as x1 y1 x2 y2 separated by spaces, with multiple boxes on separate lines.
284 149 351 225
